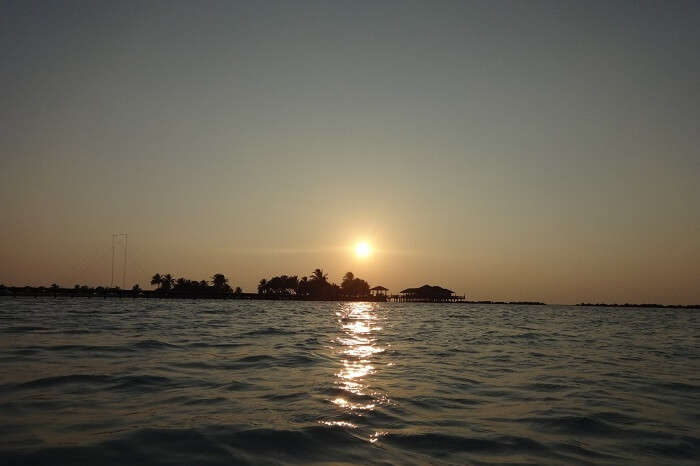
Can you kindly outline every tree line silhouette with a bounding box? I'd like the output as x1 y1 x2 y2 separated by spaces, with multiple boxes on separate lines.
0 268 373 300
150 273 241 297
2 281 698 308
257 269 370 300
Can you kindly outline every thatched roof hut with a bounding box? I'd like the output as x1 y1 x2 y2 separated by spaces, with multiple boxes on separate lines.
400 284 454 299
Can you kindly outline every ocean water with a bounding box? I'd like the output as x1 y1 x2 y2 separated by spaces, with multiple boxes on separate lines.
0 299 698 465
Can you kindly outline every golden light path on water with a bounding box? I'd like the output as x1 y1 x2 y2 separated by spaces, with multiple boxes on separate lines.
324 302 390 443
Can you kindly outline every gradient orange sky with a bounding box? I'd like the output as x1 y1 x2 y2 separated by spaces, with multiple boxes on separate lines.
1 1 699 304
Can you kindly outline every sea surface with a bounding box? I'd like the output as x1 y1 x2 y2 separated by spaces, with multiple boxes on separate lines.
0 299 698 465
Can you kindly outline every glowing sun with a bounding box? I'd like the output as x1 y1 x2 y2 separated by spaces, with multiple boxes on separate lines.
354 242 372 258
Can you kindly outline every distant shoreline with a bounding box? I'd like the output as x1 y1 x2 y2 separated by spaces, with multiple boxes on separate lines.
0 287 697 308
575 302 700 309
0 287 529 304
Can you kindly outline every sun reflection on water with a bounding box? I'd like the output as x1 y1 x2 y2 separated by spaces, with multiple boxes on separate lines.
319 420 358 428
323 302 391 442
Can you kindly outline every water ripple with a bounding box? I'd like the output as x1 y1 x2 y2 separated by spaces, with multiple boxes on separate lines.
0 299 698 464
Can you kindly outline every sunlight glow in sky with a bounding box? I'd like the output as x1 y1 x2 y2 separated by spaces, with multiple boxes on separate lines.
354 242 372 259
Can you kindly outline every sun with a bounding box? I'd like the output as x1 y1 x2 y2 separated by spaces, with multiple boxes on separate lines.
354 242 372 258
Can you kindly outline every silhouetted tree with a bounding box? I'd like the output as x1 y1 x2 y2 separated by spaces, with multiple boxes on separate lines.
311 268 328 282
257 275 300 296
161 274 174 291
170 277 204 296
258 278 268 295
268 276 282 294
211 273 228 289
307 268 340 299
297 276 309 297
147 272 243 298
340 272 370 298
151 273 162 290
342 272 354 284
211 273 232 295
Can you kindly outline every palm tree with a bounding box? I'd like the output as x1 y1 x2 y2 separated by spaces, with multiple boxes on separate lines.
286 275 299 294
297 276 309 296
258 278 268 295
162 274 174 291
341 272 354 293
211 273 228 290
150 273 162 290
311 268 327 282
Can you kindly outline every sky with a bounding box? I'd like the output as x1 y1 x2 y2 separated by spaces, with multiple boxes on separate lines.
1 1 699 304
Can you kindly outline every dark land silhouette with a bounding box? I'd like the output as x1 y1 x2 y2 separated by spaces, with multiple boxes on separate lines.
575 302 700 309
0 269 381 302
257 270 371 300
1 278 698 308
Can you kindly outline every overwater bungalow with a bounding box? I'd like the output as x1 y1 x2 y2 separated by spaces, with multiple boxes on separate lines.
390 284 465 302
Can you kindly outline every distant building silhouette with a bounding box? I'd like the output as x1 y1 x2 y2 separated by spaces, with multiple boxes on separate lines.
392 284 465 302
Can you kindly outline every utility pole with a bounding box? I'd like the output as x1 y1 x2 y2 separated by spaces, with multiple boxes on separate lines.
122 233 128 290
111 234 115 288
111 234 128 289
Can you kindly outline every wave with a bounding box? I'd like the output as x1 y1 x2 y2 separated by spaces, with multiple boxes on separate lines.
261 392 307 401
519 382 571 392
519 412 667 438
1 426 372 465
526 415 621 436
219 380 256 391
17 374 113 389
382 432 548 454
45 344 133 353
637 435 700 460
3 373 176 394
653 381 700 393
236 354 276 363
3 342 168 356
185 342 248 349
227 353 319 369
1 326 47 333
132 339 180 349
241 327 294 336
